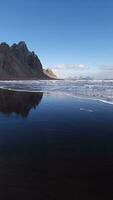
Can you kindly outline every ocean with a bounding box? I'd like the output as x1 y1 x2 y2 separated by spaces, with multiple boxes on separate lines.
0 80 113 199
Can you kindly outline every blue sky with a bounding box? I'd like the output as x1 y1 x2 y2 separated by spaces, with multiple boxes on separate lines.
0 0 113 78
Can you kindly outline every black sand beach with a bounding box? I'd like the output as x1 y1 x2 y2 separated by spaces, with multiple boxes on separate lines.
0 89 113 199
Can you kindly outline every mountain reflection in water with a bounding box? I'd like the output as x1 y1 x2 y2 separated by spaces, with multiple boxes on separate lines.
0 89 43 117
0 89 113 199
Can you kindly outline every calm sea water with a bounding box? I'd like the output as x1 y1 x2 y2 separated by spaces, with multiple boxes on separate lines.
0 88 113 199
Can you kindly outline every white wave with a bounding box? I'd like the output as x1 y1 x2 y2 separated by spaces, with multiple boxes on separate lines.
0 80 113 105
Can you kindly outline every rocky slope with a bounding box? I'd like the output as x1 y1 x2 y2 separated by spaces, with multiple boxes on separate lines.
43 68 57 79
0 41 57 80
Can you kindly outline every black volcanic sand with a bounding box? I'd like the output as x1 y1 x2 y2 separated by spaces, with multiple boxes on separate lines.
0 89 113 199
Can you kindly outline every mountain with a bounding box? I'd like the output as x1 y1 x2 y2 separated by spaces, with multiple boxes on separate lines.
43 68 57 79
0 41 57 80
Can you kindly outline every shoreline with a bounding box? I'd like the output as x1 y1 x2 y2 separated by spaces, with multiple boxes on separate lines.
0 86 113 106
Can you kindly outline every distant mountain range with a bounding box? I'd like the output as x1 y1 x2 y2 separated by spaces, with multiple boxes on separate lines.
0 41 57 80
65 76 94 80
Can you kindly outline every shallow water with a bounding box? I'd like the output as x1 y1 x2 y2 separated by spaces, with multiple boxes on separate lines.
0 79 113 104
0 89 113 199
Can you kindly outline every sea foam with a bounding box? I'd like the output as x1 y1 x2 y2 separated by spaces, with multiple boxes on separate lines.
0 80 113 105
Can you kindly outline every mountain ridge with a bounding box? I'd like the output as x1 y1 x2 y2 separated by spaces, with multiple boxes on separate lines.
0 41 57 80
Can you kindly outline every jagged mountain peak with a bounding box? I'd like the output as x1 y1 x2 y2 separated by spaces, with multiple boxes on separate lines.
0 41 57 80
0 42 10 50
43 68 57 79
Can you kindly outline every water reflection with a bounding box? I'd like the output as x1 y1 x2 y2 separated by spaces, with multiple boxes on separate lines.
0 89 43 117
0 88 113 199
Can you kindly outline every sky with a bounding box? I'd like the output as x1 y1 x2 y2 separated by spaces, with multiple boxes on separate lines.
0 0 113 79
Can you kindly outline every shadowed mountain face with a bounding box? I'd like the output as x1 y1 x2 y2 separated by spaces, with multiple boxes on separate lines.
0 89 43 117
0 42 57 80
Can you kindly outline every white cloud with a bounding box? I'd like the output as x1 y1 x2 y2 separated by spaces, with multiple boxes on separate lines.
53 64 88 70
94 65 113 79
99 65 113 71
49 64 88 78
46 64 113 79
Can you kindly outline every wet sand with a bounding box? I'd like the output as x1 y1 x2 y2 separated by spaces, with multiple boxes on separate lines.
0 89 113 199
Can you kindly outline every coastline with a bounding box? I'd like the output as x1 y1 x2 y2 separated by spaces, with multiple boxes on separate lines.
0 86 113 106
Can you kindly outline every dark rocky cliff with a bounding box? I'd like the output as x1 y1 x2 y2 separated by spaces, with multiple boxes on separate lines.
0 41 57 80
